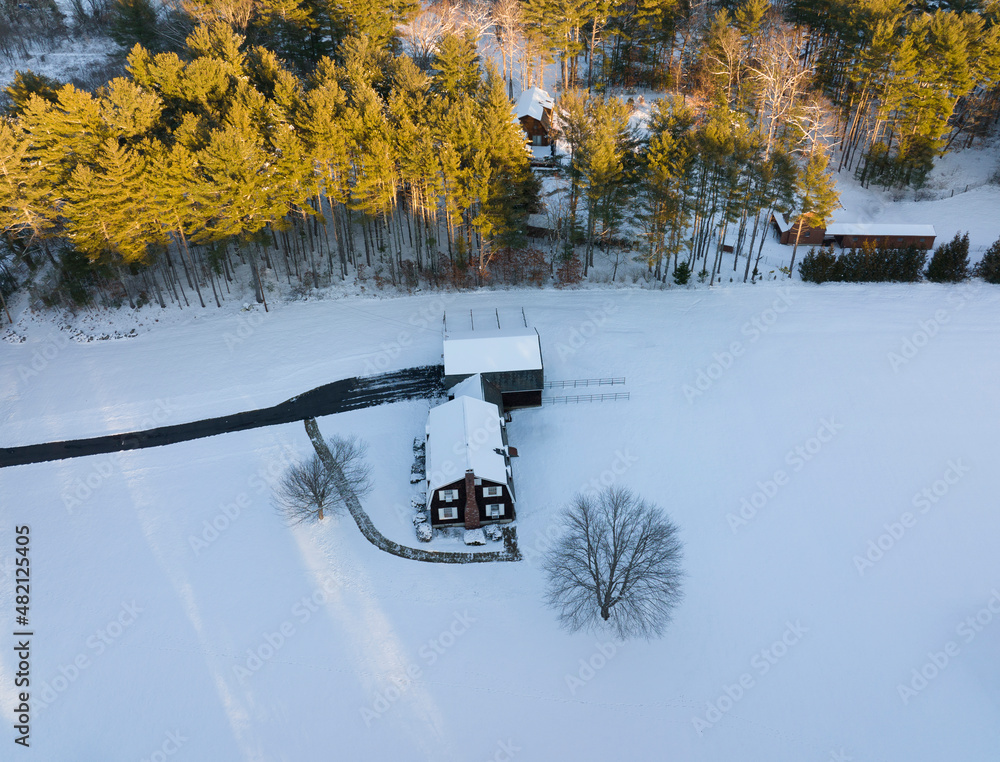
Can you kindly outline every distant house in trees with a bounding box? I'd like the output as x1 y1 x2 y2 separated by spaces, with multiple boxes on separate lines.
772 211 825 246
425 395 516 529
515 87 555 147
773 213 936 250
443 308 544 409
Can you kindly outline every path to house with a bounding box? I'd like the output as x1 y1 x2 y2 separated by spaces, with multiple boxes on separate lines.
305 419 521 564
0 365 446 469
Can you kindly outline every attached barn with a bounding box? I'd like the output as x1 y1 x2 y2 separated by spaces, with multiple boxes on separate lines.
443 309 544 409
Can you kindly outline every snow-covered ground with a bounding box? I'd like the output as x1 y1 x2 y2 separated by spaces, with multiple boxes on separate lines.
2 284 999 760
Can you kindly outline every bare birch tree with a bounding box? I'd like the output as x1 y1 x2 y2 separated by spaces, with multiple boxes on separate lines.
490 0 525 96
748 23 813 155
544 486 684 639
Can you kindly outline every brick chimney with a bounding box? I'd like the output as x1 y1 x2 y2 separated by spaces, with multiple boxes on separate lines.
464 470 480 529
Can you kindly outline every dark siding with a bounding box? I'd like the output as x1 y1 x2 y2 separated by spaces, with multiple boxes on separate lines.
483 369 544 395
834 234 934 250
445 369 544 409
779 221 826 245
501 389 542 408
519 115 550 146
428 477 516 526
481 377 505 413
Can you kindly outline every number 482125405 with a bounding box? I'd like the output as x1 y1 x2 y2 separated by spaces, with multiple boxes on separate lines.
15 526 30 622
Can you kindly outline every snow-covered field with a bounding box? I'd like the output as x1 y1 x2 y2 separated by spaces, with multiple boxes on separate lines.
2 284 999 760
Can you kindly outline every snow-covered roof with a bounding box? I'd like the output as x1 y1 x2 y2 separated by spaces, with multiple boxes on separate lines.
444 329 542 375
448 373 486 402
425 396 509 496
515 87 554 121
443 309 542 376
826 223 936 237
773 211 791 233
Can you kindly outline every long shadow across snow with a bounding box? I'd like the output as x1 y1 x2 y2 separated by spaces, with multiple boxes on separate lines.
0 365 445 468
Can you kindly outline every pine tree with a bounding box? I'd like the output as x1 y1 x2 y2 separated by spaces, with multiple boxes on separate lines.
63 137 165 266
433 31 481 101
148 141 215 307
327 0 417 51
926 231 970 282
579 96 636 276
471 68 540 270
108 0 162 52
3 71 62 117
975 236 1000 284
789 149 839 277
0 120 38 264
635 95 694 280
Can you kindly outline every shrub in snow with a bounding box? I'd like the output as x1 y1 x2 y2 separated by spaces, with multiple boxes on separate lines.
416 523 433 542
544 486 684 639
412 511 428 525
672 261 691 285
839 244 926 282
799 243 926 283
464 528 487 546
798 246 840 283
975 238 1000 284
555 255 582 286
485 524 504 542
926 232 970 283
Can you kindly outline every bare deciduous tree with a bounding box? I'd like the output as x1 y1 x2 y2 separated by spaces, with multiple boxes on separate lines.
490 0 524 97
399 0 461 68
748 23 814 155
275 435 373 524
544 486 684 639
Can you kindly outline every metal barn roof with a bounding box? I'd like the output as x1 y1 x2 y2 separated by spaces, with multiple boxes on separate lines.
443 309 542 376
